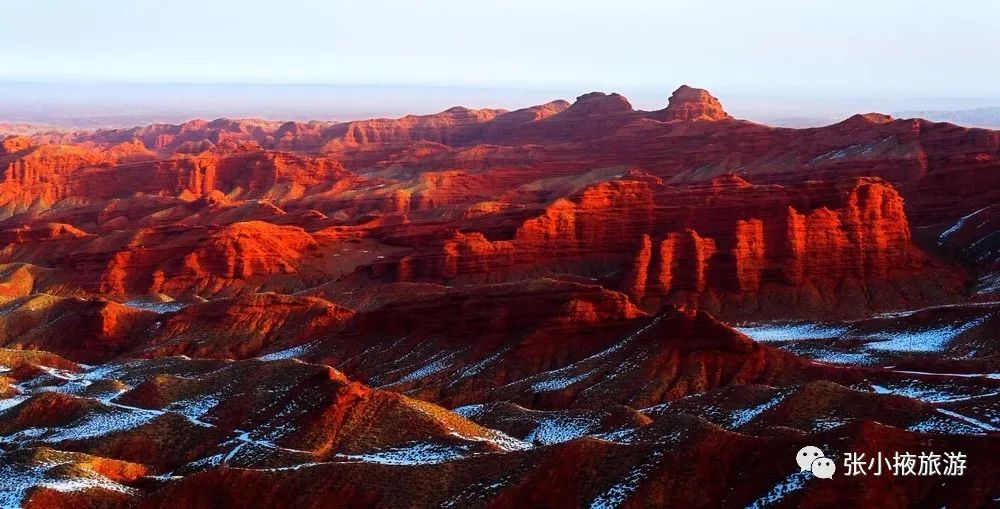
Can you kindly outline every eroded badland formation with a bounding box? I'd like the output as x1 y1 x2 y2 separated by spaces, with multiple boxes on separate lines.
0 86 998 507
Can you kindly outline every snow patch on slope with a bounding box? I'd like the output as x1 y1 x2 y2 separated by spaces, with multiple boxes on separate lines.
525 415 597 445
338 441 469 465
745 471 811 508
865 317 986 352
257 342 317 361
735 323 847 342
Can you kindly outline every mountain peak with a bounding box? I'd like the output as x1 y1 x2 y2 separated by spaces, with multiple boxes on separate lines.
664 85 731 121
846 112 895 124
570 91 634 114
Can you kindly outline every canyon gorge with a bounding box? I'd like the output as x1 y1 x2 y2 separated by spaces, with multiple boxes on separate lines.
0 86 998 508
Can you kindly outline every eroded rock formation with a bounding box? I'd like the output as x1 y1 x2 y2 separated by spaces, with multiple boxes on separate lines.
1 85 998 508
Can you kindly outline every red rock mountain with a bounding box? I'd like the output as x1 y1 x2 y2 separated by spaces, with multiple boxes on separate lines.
1 85 998 507
664 85 732 121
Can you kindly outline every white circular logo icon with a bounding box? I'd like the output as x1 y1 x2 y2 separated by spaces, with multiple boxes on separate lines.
796 446 835 479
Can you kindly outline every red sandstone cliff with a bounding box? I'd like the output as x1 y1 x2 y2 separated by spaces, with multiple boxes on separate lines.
663 85 732 121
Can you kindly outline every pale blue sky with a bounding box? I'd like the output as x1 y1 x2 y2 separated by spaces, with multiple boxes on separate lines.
2 0 998 97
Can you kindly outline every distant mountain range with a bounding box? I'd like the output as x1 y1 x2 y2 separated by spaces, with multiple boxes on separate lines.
895 106 1000 127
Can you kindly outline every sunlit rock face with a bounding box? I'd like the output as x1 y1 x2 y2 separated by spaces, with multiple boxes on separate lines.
663 85 732 121
0 87 998 507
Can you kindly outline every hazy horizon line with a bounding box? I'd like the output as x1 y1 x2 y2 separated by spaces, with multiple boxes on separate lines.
3 80 1000 102
3 80 1000 132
